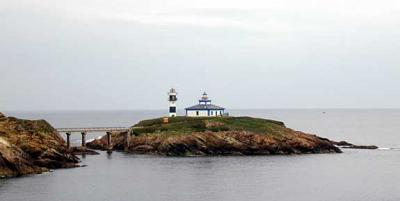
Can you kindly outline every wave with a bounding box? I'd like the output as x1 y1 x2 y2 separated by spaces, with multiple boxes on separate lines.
378 147 400 150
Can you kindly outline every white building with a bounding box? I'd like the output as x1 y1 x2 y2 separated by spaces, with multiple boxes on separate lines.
185 92 225 117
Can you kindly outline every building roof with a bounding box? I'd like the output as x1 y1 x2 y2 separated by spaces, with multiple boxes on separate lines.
185 104 225 110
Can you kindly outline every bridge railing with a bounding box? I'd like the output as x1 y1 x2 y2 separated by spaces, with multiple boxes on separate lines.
57 127 129 132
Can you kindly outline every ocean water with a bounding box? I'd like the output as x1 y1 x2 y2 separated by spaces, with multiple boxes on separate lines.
1 109 400 201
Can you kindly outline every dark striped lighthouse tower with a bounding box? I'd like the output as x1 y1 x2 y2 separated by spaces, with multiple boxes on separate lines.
168 88 177 117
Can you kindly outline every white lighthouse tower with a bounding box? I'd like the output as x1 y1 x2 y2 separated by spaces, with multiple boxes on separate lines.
168 88 177 117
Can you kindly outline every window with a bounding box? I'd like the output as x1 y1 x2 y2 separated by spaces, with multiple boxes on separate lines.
211 111 213 115
196 111 199 116
169 95 177 101
169 107 176 113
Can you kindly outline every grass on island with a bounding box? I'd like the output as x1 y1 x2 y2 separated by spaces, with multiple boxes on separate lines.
130 116 286 137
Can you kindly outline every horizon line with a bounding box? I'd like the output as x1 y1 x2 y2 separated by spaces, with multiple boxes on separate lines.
3 108 400 112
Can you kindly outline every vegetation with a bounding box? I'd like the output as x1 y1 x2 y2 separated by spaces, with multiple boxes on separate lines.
131 116 286 137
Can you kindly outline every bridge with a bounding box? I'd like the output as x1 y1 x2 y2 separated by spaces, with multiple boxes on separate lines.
56 127 132 153
57 127 129 132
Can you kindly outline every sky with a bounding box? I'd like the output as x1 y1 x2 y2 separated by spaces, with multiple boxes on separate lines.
1 0 400 110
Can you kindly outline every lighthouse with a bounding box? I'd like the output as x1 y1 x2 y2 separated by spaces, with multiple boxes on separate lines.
168 88 177 117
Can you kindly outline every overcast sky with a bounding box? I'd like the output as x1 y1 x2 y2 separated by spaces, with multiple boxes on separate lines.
1 0 399 110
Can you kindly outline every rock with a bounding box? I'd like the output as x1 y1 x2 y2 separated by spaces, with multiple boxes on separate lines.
88 116 342 156
69 147 100 155
332 141 353 146
87 131 126 151
0 114 79 178
331 140 378 149
0 113 6 121
341 145 379 149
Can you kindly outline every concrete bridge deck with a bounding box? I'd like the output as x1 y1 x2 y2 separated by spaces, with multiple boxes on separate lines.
56 127 129 133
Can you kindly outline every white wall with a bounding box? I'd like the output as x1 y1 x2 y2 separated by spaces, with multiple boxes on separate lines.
186 110 224 117
187 110 208 117
210 110 223 116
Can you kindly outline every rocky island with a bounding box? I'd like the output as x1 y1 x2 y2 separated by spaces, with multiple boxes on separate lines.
1 111 378 178
88 116 342 156
0 113 79 178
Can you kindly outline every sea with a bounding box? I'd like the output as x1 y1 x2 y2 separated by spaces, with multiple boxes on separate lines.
0 109 399 201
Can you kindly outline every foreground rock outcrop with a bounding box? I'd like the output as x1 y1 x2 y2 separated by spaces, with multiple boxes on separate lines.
88 116 342 156
0 113 79 178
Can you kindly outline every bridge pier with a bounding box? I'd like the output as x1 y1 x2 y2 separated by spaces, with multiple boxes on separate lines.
66 132 71 149
106 132 112 154
81 132 87 148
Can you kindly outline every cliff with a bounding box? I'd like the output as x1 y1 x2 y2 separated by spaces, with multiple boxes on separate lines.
0 113 79 178
88 116 341 156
